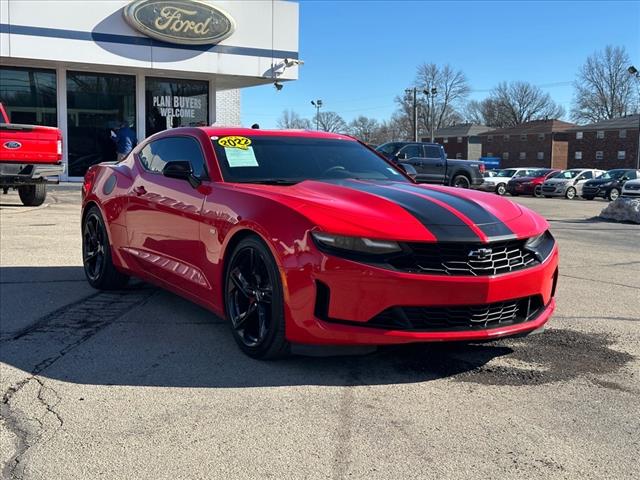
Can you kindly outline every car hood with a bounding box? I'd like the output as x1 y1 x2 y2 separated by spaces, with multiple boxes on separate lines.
233 179 547 243
544 178 570 185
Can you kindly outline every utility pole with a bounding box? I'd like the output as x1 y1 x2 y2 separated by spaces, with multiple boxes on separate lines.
311 99 323 130
405 88 418 141
628 66 640 169
424 87 438 142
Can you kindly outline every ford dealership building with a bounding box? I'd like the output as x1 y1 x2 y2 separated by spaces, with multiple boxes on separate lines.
0 0 299 180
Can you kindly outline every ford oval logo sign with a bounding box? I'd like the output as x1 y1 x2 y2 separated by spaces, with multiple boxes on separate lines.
3 141 22 150
123 0 235 45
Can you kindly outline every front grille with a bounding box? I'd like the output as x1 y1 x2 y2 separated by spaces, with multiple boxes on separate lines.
626 184 640 191
367 295 544 332
389 239 539 276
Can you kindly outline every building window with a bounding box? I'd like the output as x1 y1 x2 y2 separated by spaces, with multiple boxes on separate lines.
538 133 545 140
145 77 209 137
618 151 626 160
504 135 510 141
457 136 463 143
596 130 604 139
487 135 493 143
67 71 136 177
443 137 448 143
596 151 603 160
576 131 583 139
520 134 527 141
619 130 627 138
537 152 544 160
0 67 57 126
519 152 526 160
575 151 582 160
455 153 462 159
502 152 509 160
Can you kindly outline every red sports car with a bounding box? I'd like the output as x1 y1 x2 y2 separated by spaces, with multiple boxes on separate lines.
507 169 560 197
81 128 558 359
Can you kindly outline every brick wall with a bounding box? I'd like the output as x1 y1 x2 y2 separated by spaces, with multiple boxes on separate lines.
567 128 639 169
214 89 241 126
481 133 555 168
434 136 467 159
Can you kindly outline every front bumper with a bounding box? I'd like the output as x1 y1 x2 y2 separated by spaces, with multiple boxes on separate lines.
283 245 559 345
622 189 640 198
507 182 536 195
476 182 498 192
541 184 568 196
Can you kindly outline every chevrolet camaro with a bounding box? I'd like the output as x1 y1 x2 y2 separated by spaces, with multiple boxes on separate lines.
81 128 558 359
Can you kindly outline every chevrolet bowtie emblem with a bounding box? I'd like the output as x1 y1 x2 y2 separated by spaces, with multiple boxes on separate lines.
468 248 492 261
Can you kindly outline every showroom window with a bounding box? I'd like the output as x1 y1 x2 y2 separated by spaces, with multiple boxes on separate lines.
146 77 209 137
66 71 136 177
0 67 57 125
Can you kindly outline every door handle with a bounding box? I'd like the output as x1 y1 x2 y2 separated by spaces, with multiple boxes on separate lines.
133 185 147 196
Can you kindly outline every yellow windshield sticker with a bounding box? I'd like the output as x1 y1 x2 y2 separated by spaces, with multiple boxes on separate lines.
218 136 252 150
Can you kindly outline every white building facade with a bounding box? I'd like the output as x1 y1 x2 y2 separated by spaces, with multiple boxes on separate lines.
0 0 299 179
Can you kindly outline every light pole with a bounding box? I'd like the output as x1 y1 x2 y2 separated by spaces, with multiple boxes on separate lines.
311 100 323 130
405 88 418 141
424 87 438 142
628 66 640 169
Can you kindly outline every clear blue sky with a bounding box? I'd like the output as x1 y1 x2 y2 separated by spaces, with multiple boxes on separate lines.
241 0 640 128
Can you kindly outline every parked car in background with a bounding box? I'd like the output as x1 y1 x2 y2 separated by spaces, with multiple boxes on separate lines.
581 169 640 201
507 169 560 197
621 178 640 198
477 167 535 195
483 170 500 178
0 102 64 206
541 168 605 199
375 141 485 188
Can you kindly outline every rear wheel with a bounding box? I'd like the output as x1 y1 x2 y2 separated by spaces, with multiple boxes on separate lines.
534 185 543 198
18 184 46 206
82 206 129 290
565 187 577 200
224 236 289 359
496 183 507 195
607 188 620 201
451 174 471 189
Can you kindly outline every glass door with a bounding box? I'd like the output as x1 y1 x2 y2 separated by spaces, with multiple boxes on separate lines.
66 72 136 178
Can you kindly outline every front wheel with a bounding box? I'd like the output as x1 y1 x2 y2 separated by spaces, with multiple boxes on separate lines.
565 187 577 200
534 185 543 198
607 188 620 201
82 206 129 290
225 236 289 359
18 184 46 206
495 183 507 195
450 175 471 189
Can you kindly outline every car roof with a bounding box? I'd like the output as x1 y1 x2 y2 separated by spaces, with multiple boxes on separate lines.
199 127 354 140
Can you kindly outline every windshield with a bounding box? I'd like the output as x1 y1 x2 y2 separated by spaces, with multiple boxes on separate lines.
556 170 582 179
213 136 409 184
496 169 516 177
531 169 551 178
599 169 626 180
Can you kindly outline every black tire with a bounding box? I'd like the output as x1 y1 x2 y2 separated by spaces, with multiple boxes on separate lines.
565 187 577 200
224 236 289 359
534 185 543 198
607 188 620 201
82 206 129 290
18 184 46 206
496 183 507 195
510 192 519 196
450 174 471 189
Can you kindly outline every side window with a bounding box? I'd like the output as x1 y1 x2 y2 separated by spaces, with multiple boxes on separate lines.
627 171 637 180
578 171 593 181
138 137 207 178
398 144 422 158
423 146 442 158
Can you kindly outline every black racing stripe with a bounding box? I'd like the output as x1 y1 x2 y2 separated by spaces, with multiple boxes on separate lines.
327 180 481 242
395 183 515 239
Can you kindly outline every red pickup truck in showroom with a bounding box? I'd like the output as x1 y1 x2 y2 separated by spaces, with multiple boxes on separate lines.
0 102 64 206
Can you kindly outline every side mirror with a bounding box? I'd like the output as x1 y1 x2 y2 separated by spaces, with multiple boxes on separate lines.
162 161 201 188
398 162 417 180
396 152 408 160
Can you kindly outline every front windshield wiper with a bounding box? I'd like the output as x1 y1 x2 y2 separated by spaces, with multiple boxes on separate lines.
239 179 300 185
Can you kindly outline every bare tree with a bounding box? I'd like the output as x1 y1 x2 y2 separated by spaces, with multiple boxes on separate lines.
347 116 380 143
490 81 565 126
571 45 638 123
464 98 512 128
276 109 312 129
317 111 347 133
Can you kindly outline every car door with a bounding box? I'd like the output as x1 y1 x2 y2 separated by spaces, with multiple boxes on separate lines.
396 144 427 181
573 170 593 195
124 135 210 296
420 144 447 184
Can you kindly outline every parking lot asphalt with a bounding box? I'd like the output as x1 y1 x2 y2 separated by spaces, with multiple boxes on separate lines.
1 185 639 480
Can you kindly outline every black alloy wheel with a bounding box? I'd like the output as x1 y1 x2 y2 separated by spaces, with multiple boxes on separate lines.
451 175 471 189
82 207 129 289
225 237 289 359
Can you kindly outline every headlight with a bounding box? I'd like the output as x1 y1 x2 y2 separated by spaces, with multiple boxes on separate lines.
311 232 402 255
525 231 555 262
